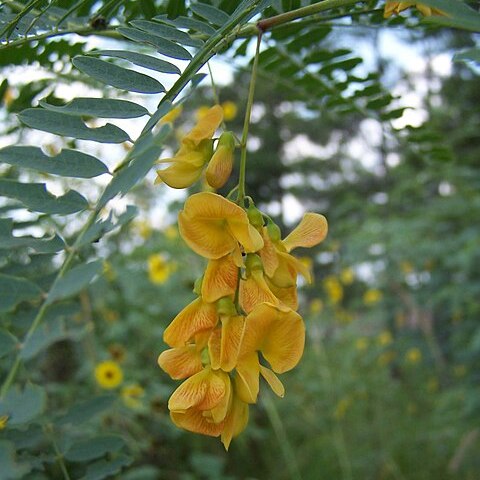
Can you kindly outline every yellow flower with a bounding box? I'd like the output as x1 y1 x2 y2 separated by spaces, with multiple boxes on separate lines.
355 337 369 351
155 105 223 189
205 131 235 189
405 347 422 364
178 192 264 265
340 267 354 285
164 225 178 240
148 253 172 284
95 361 123 389
323 276 343 304
400 261 414 274
0 415 8 430
222 101 238 121
384 2 446 18
363 289 382 305
335 308 354 324
103 309 119 323
333 396 351 420
309 298 323 314
121 384 145 409
161 105 183 124
135 220 152 240
377 330 393 346
102 261 116 282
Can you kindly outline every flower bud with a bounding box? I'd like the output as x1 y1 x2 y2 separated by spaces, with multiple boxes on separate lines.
247 204 264 228
245 253 263 273
193 276 203 296
267 220 281 243
205 132 235 189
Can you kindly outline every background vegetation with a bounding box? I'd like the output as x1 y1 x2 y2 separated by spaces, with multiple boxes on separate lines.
0 0 479 479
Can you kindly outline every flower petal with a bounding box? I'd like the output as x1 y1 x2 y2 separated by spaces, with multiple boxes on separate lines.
241 303 305 373
282 213 328 253
155 159 203 189
163 297 217 347
220 315 245 372
208 374 232 423
267 280 299 311
202 254 238 303
208 328 221 370
221 395 249 450
171 409 224 437
239 271 279 314
260 365 285 398
228 220 264 253
183 105 223 147
235 352 260 404
158 345 203 380
258 228 279 277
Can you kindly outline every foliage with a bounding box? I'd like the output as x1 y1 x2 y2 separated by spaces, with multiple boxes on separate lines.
1 0 480 478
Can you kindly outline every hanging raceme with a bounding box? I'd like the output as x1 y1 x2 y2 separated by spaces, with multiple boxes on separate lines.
155 33 329 449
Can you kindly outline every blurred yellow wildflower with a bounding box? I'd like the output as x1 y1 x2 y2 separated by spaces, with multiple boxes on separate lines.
323 276 343 304
161 105 183 124
164 225 178 240
195 105 211 121
384 2 446 18
95 361 123 389
453 365 467 378
148 254 172 284
427 377 439 393
136 220 152 240
355 337 369 351
2 87 14 107
0 415 8 430
108 343 126 363
363 289 382 305
103 309 119 323
377 350 396 366
221 101 238 121
333 396 352 420
309 298 323 314
405 347 422 364
340 267 354 285
102 261 116 282
377 330 393 346
121 384 145 409
335 308 354 324
395 311 406 328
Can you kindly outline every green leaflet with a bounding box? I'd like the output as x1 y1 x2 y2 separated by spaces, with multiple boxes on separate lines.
0 146 109 178
65 435 125 462
130 20 203 47
91 50 181 75
19 108 130 143
190 3 230 26
73 56 165 94
0 179 89 214
46 260 103 305
0 383 47 425
117 27 192 60
39 97 149 119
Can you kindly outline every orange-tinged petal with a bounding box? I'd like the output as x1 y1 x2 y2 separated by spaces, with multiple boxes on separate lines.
241 303 305 373
258 228 279 277
178 192 247 259
269 252 297 288
227 220 264 253
169 368 227 412
155 159 203 189
260 365 285 398
183 105 223 147
235 352 260 404
164 297 217 347
239 271 279 314
278 251 312 283
171 409 224 437
158 345 203 380
208 374 232 423
267 280 299 311
282 213 328 253
220 315 245 371
222 395 249 450
202 255 238 303
205 132 235 189
208 328 221 370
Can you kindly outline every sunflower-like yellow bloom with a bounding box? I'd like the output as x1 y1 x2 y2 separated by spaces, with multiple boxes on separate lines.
384 2 446 17
155 105 223 188
178 192 263 265
94 361 123 389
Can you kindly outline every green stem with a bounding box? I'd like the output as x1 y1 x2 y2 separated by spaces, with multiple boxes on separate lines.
257 0 363 31
44 424 72 480
237 32 262 207
0 211 98 399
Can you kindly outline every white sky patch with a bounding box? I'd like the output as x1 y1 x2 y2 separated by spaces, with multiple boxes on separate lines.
431 53 452 77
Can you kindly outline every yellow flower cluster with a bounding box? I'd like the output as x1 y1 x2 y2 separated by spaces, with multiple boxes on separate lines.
153 113 329 447
148 253 175 284
384 2 446 17
158 193 328 448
